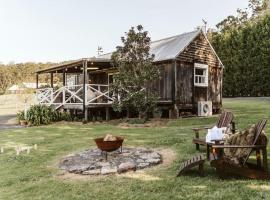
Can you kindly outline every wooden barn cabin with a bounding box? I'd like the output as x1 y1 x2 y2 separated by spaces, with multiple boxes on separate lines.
36 29 224 120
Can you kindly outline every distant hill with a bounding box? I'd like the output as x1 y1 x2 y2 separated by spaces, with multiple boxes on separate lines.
0 62 59 94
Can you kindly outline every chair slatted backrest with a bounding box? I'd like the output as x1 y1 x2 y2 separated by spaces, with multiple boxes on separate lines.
216 111 234 128
243 119 268 165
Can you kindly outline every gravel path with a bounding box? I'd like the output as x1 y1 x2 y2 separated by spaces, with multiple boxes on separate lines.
0 114 22 131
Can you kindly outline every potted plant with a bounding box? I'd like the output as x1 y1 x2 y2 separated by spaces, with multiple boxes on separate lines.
17 110 28 126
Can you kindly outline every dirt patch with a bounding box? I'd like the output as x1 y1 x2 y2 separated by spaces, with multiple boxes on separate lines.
156 148 176 167
53 121 85 126
118 119 169 129
247 184 270 191
0 114 22 131
0 114 17 125
56 147 176 182
118 170 162 181
52 119 169 128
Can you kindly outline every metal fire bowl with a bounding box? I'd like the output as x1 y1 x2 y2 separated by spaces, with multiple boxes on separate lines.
94 136 124 152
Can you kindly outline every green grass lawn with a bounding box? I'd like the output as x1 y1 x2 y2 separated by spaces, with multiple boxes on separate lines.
1 98 270 200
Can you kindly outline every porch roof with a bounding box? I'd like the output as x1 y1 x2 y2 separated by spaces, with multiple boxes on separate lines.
36 57 111 74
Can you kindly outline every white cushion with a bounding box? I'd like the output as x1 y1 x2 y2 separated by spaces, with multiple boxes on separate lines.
206 126 226 143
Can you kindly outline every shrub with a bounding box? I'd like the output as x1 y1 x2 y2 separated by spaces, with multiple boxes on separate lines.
26 105 55 126
17 110 26 121
18 105 72 126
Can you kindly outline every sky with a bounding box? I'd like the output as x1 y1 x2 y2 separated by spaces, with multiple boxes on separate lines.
0 0 249 64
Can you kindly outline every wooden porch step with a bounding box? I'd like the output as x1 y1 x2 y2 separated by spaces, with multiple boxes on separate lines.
177 154 205 176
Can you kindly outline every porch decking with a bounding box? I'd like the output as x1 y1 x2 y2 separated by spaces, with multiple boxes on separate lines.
36 84 115 110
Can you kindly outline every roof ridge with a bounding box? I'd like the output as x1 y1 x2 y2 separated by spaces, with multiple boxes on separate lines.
98 29 201 57
98 52 112 57
150 29 200 44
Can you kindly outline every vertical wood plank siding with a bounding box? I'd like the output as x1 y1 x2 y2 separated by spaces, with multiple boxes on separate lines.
150 63 172 101
176 62 193 105
176 32 222 109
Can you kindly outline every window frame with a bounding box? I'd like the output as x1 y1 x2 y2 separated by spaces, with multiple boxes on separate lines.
194 63 208 87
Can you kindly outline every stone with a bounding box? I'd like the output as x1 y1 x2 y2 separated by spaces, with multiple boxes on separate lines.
118 162 136 173
137 162 150 169
59 147 162 176
101 166 117 175
145 158 161 164
67 164 90 173
136 159 144 163
140 152 160 160
98 162 110 167
82 169 101 175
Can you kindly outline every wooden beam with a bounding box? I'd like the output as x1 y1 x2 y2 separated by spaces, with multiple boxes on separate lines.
171 60 176 103
62 69 66 86
50 73 53 88
106 107 110 121
83 60 87 122
36 74 39 89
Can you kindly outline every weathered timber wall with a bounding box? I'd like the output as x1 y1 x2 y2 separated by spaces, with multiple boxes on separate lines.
150 63 173 101
176 32 223 109
89 73 107 84
175 61 193 106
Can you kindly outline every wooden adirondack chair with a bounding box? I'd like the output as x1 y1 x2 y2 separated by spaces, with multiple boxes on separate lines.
177 154 205 177
210 119 270 179
192 111 234 150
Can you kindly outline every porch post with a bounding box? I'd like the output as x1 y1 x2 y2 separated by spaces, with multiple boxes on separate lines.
106 107 110 121
50 73 53 88
83 60 88 122
62 69 66 86
62 69 66 105
36 74 39 89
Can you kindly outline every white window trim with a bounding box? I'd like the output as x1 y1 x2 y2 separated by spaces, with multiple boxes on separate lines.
194 63 208 87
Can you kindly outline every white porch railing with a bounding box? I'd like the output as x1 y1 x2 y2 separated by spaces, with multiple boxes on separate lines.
36 88 53 104
86 84 114 105
36 84 114 110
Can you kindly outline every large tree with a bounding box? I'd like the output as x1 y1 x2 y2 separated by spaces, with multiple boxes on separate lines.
0 62 62 95
210 0 270 97
111 25 159 119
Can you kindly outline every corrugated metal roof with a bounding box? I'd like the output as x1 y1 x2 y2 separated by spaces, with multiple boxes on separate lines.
98 29 201 62
36 57 111 73
37 29 223 74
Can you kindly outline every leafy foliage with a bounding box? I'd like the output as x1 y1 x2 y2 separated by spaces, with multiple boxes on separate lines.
111 25 159 119
0 62 61 94
17 110 26 121
210 0 270 97
26 105 56 126
17 105 72 126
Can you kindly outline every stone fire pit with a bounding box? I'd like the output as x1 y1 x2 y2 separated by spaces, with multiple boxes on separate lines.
59 147 162 175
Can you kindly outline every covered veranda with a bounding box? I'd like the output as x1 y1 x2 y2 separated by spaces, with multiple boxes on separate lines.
36 58 118 121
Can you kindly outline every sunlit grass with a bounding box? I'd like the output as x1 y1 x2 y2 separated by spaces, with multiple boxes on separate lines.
0 98 270 199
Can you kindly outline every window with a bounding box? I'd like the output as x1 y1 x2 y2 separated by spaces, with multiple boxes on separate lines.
66 75 76 90
194 63 208 87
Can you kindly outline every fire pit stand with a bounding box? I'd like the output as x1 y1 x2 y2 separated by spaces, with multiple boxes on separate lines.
94 136 124 160
101 146 122 160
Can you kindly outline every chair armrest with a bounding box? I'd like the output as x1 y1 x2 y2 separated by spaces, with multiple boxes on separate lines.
192 128 204 131
192 127 212 131
192 126 213 139
192 128 205 139
210 139 225 145
204 127 212 130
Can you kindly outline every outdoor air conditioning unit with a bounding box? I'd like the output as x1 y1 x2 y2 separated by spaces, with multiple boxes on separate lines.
198 101 212 117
